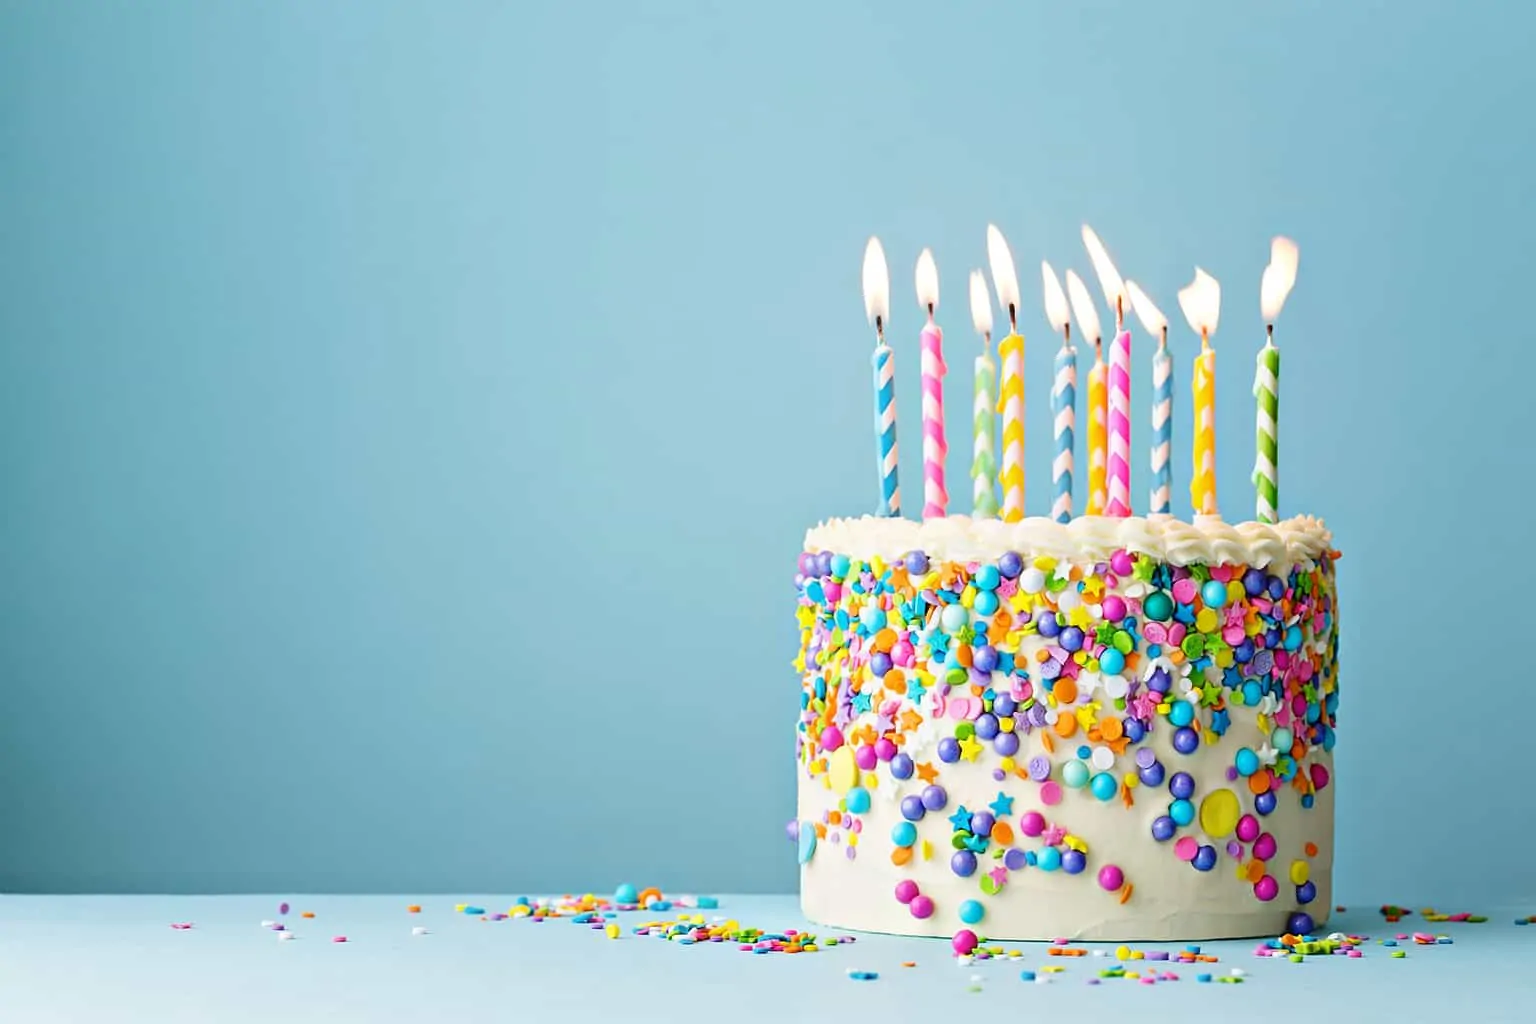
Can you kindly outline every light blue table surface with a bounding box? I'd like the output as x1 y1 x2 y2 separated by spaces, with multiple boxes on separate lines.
0 895 1531 1022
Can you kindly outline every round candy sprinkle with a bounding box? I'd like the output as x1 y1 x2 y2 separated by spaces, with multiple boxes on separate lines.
614 884 638 904
998 551 1022 578
1098 864 1124 891
1172 727 1200 755
958 900 985 925
1288 911 1316 935
937 737 962 763
1233 747 1260 777
894 880 919 905
921 785 948 811
1019 811 1046 837
1143 591 1173 621
1037 847 1062 872
900 796 926 822
1061 849 1086 875
1235 814 1260 842
951 850 978 877
952 929 979 956
844 787 871 814
891 821 917 847
1169 772 1196 800
1151 815 1177 842
1089 772 1118 801
1200 579 1228 608
1098 648 1126 676
1061 759 1090 789
891 753 915 780
1191 845 1217 872
1198 789 1240 838
1253 875 1279 902
1296 880 1318 905
909 895 935 919
1252 832 1278 861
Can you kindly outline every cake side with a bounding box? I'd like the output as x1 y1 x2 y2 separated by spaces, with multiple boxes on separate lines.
792 515 1338 941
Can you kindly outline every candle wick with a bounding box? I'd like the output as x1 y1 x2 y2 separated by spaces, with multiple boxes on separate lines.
1116 294 1124 329
1160 325 1168 350
1266 323 1275 341
927 303 935 322
1008 303 1017 333
1063 322 1071 346
875 314 884 343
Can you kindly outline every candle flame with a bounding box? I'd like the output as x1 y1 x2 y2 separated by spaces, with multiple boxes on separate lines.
1041 261 1070 335
1125 280 1167 338
862 237 889 326
1081 225 1127 315
1260 236 1300 322
1177 267 1222 340
915 248 940 311
1065 269 1101 345
969 270 993 336
985 224 1021 320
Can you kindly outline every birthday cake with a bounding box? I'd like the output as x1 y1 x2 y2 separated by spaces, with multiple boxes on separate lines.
793 514 1337 942
792 229 1330 942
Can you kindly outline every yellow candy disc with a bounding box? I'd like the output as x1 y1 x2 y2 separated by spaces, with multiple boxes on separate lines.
827 746 858 793
1290 860 1310 885
1198 788 1241 838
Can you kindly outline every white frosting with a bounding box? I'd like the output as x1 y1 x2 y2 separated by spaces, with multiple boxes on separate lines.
804 513 1332 574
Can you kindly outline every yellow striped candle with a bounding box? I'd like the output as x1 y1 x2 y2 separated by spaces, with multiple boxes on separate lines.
986 225 1025 521
1178 268 1222 517
1065 270 1106 515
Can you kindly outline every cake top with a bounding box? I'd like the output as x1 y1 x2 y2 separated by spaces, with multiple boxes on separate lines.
804 514 1332 574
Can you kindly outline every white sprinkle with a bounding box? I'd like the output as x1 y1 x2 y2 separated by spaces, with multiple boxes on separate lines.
1230 967 1246 977
412 927 429 936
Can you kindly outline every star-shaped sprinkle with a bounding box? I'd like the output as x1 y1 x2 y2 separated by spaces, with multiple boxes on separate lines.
949 806 973 831
1042 825 1067 847
988 866 1009 887
852 692 873 714
959 735 983 761
916 762 939 783
905 676 928 703
989 792 1015 817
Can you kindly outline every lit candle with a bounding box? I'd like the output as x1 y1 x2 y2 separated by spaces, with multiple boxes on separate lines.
915 249 948 519
1255 237 1299 524
969 270 999 519
1066 270 1106 515
1083 227 1131 517
1042 261 1074 523
987 225 1025 522
1178 268 1223 517
862 237 899 517
1127 281 1171 515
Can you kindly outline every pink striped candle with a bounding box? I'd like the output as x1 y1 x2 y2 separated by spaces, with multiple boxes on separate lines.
1106 327 1132 516
916 249 948 518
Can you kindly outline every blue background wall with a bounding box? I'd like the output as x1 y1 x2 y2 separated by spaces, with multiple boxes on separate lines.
0 1 1528 900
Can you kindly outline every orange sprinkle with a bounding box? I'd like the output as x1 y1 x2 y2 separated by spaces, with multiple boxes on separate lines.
1304 842 1318 857
872 628 897 652
1167 648 1186 665
891 846 913 866
902 961 917 968
1118 883 1134 904
1247 770 1272 795
883 669 906 693
990 821 1015 845
1244 860 1266 884
1120 784 1134 808
1035 649 1052 663
1099 717 1123 741
828 810 843 826
954 645 973 669
1040 731 1056 753
301 911 315 919
407 905 422 914
1053 678 1078 705
1054 714 1078 739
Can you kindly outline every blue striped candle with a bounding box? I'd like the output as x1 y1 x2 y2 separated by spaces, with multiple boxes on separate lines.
1151 335 1173 514
1051 341 1077 523
873 342 900 517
